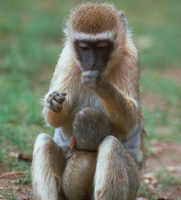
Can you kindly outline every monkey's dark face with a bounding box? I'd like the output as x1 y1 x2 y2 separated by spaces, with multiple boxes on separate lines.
74 40 113 72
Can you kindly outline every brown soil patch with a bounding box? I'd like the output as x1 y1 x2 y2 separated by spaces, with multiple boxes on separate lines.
139 140 181 199
149 139 181 169
0 178 34 200
164 68 181 84
141 90 170 112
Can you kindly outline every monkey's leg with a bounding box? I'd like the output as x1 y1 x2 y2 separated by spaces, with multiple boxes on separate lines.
32 133 66 200
94 135 139 200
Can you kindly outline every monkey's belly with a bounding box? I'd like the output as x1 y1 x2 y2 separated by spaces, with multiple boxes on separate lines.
62 151 97 200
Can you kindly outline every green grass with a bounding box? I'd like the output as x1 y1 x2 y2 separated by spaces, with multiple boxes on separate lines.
0 0 181 198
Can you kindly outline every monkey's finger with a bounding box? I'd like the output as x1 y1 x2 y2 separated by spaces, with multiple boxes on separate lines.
54 94 64 101
54 92 66 97
54 92 66 98
52 99 62 112
52 91 59 95
54 95 66 104
47 97 51 103
48 91 58 100
61 92 67 96
48 99 62 112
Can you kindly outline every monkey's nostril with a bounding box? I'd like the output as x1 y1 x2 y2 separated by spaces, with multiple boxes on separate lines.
90 64 96 70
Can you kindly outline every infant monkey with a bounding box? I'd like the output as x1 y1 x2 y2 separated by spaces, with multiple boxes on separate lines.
71 107 112 151
62 107 112 200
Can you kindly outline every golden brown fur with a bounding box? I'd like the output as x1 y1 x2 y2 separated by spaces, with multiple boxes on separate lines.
62 151 97 200
67 3 119 33
32 2 146 200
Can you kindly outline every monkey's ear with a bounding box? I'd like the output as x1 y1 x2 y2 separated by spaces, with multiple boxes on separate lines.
119 11 128 32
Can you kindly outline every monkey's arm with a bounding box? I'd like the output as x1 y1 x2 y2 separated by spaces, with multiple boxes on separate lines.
82 70 140 141
42 46 78 128
43 91 70 128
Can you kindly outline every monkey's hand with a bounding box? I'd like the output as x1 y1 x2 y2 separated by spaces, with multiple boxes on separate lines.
47 91 66 113
82 70 101 88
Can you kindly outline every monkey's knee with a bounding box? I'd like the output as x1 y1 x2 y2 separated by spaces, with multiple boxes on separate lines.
33 133 52 153
33 133 65 166
94 135 139 200
32 133 65 200
73 107 112 151
98 135 121 152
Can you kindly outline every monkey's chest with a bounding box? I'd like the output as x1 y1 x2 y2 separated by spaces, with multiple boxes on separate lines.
74 92 105 115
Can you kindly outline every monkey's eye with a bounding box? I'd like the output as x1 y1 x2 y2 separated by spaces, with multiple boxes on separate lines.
79 42 90 50
96 42 108 50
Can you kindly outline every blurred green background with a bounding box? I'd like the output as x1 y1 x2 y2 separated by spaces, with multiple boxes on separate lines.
0 0 181 199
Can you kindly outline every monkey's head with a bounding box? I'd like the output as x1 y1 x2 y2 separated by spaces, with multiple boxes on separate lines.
64 2 128 72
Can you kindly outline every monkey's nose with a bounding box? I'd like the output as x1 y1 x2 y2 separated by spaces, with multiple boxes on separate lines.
90 63 96 70
88 49 96 70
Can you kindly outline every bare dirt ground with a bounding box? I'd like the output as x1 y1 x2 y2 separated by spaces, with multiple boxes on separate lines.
138 140 181 200
0 140 181 200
